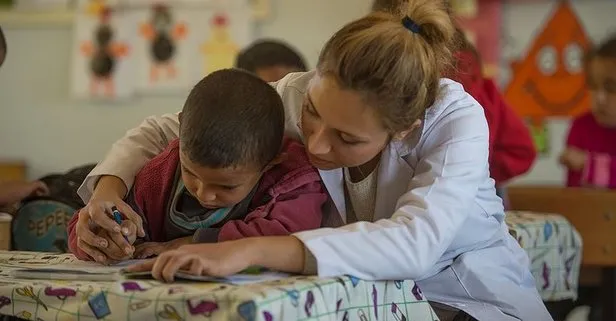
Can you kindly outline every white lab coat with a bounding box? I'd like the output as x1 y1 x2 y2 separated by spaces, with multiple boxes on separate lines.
79 71 552 321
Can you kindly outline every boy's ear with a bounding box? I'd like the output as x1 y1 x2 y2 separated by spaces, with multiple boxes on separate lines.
178 111 183 125
264 152 288 171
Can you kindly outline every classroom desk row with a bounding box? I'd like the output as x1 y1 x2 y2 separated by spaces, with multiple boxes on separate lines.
0 211 582 321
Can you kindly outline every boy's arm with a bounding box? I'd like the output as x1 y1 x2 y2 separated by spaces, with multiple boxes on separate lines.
580 153 616 188
486 79 536 184
194 181 327 243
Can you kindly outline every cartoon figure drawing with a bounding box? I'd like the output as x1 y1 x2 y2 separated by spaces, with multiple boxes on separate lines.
140 3 187 83
201 14 239 76
80 2 129 98
504 1 591 151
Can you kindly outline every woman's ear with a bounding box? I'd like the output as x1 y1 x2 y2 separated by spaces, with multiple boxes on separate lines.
393 119 422 141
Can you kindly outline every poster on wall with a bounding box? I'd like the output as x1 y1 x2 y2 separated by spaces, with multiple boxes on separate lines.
71 0 136 100
451 0 502 78
504 1 591 155
133 3 194 93
190 4 251 77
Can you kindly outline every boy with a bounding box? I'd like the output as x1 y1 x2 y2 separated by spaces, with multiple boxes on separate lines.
235 39 307 82
67 69 327 261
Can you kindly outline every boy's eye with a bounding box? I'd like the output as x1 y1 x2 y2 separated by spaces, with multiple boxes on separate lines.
339 135 361 145
219 185 238 191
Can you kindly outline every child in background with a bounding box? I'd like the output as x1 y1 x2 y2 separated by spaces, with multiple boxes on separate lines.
561 35 616 188
235 39 307 82
372 0 536 198
67 69 326 262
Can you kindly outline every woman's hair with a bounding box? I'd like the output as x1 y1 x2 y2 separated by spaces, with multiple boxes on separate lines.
0 27 6 68
318 0 456 133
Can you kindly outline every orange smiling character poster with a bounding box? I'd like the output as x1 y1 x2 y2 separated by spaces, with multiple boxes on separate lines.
504 1 591 154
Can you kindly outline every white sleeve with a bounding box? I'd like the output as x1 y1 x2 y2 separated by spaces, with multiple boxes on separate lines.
294 103 489 280
78 113 180 202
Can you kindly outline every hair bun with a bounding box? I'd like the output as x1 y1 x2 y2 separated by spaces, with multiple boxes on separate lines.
403 0 455 47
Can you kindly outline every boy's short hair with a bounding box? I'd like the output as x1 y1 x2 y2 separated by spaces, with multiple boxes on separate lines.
586 34 616 63
235 40 307 73
180 69 285 169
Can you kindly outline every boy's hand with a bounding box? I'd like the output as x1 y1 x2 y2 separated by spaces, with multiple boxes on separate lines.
134 237 192 259
95 221 137 263
560 147 587 171
127 239 255 283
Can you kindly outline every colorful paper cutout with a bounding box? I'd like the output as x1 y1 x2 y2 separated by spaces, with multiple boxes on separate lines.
140 4 188 83
504 1 591 121
201 14 239 76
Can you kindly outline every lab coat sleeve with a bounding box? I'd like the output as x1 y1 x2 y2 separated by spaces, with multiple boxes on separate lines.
77 113 180 202
294 103 490 281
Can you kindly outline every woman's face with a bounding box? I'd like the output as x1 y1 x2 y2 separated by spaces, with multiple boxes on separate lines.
300 74 390 170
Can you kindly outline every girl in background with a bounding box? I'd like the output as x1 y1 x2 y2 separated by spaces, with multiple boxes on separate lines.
561 35 616 188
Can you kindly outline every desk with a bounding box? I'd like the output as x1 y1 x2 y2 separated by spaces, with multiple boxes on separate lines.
506 211 582 302
0 251 439 321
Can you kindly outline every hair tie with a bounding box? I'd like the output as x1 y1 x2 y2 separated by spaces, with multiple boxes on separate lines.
401 16 421 34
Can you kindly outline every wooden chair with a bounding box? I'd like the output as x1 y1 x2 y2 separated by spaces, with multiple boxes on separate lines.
508 186 616 321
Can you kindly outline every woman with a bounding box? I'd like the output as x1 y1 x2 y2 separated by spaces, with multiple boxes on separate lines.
73 0 551 320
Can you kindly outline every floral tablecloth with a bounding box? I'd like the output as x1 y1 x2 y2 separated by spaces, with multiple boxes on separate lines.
0 251 439 321
506 211 583 302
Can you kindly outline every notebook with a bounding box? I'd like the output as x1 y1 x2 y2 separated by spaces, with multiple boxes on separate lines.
8 260 289 284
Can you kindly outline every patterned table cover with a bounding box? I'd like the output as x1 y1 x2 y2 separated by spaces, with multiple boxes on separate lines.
0 251 439 321
506 211 583 302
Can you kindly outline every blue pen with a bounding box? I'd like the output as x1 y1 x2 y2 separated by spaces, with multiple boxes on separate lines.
111 206 129 242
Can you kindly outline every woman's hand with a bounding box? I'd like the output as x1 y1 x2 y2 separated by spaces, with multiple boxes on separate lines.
0 180 49 206
75 176 144 263
127 236 307 283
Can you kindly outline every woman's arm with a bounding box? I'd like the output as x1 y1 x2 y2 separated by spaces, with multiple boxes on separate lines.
78 113 180 202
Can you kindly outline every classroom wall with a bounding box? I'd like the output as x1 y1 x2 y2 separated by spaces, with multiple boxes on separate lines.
0 0 614 183
0 0 373 179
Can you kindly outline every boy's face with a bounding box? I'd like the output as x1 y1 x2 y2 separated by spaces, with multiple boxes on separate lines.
588 57 616 127
179 150 264 209
255 65 302 83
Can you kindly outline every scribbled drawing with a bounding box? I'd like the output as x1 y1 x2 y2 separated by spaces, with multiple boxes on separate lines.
186 298 218 316
81 285 94 303
140 3 187 83
391 302 407 321
122 281 147 292
544 222 553 242
158 304 184 321
411 283 423 301
44 287 77 300
342 311 349 321
358 309 368 321
201 13 239 75
348 275 360 287
275 288 300 307
394 280 403 289
304 290 314 317
564 254 576 290
263 311 273 321
237 300 256 321
80 5 129 98
336 299 343 313
542 262 551 290
16 286 48 311
0 295 11 309
372 285 378 319
88 292 111 319
15 310 32 320
129 300 151 311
